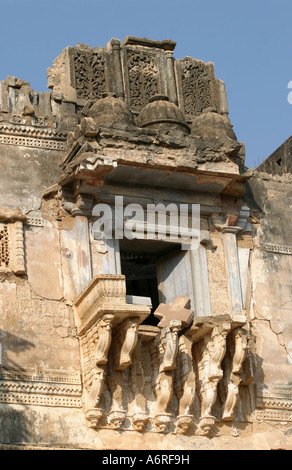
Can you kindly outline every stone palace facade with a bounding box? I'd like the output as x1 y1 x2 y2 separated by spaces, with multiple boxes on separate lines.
0 36 291 450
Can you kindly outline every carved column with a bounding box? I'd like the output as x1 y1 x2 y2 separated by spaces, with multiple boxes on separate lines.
197 322 231 435
59 187 94 295
165 50 178 105
153 319 182 432
210 212 247 316
107 317 140 429
191 241 212 317
110 38 124 99
222 227 243 315
130 337 148 431
174 335 196 434
222 327 248 421
79 313 114 427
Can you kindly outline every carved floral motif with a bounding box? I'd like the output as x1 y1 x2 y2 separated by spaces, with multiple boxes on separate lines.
126 50 159 112
177 58 212 117
74 49 107 100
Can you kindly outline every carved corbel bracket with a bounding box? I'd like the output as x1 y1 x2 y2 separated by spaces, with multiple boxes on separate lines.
174 335 196 434
58 185 94 218
73 275 151 429
186 314 247 436
79 312 114 428
209 205 250 235
112 317 140 371
94 313 115 365
153 319 183 432
155 319 182 373
209 212 241 234
222 327 248 421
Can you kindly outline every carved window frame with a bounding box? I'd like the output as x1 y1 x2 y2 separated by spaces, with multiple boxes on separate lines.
0 210 26 275
92 220 212 316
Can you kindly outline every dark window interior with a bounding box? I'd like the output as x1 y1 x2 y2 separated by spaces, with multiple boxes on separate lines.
120 238 180 326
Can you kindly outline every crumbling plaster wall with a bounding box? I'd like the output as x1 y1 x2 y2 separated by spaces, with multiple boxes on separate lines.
0 134 81 371
246 173 292 384
0 144 62 213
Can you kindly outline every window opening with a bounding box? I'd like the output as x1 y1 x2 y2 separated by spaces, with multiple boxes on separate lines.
120 238 181 326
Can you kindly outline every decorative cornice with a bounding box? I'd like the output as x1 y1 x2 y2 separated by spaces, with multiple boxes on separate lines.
0 122 67 139
0 123 68 151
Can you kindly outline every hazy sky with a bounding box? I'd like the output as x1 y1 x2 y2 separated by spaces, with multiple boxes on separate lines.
1 0 291 168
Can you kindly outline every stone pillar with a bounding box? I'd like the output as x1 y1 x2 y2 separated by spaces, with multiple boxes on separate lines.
73 215 92 295
165 50 178 105
110 38 124 99
191 243 212 317
216 78 229 118
222 227 243 315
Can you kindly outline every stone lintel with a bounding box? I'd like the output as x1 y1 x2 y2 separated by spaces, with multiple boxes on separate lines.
0 207 26 223
121 36 176 52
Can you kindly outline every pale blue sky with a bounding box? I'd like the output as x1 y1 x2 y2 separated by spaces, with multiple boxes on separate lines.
1 0 292 168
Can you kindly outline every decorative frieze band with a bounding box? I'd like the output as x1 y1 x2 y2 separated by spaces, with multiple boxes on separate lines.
253 409 292 422
0 391 82 408
0 122 67 139
0 134 66 151
254 383 292 421
263 243 292 255
0 122 67 151
0 366 81 384
0 366 82 408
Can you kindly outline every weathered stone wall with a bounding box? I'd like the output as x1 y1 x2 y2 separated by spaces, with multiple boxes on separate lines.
0 37 291 450
246 174 292 386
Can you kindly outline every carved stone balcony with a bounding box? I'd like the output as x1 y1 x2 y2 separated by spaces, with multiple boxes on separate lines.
73 274 151 428
73 274 150 335
73 283 250 433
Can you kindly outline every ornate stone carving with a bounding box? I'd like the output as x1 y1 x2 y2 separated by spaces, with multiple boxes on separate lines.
0 225 9 268
123 48 160 113
153 320 182 432
0 207 26 275
196 322 231 435
106 318 140 430
174 335 195 434
222 328 248 421
176 58 214 119
130 338 148 431
0 367 82 408
72 48 107 100
79 313 114 427
263 243 292 255
186 314 246 435
73 275 150 428
73 277 250 434
113 318 140 371
255 384 292 421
